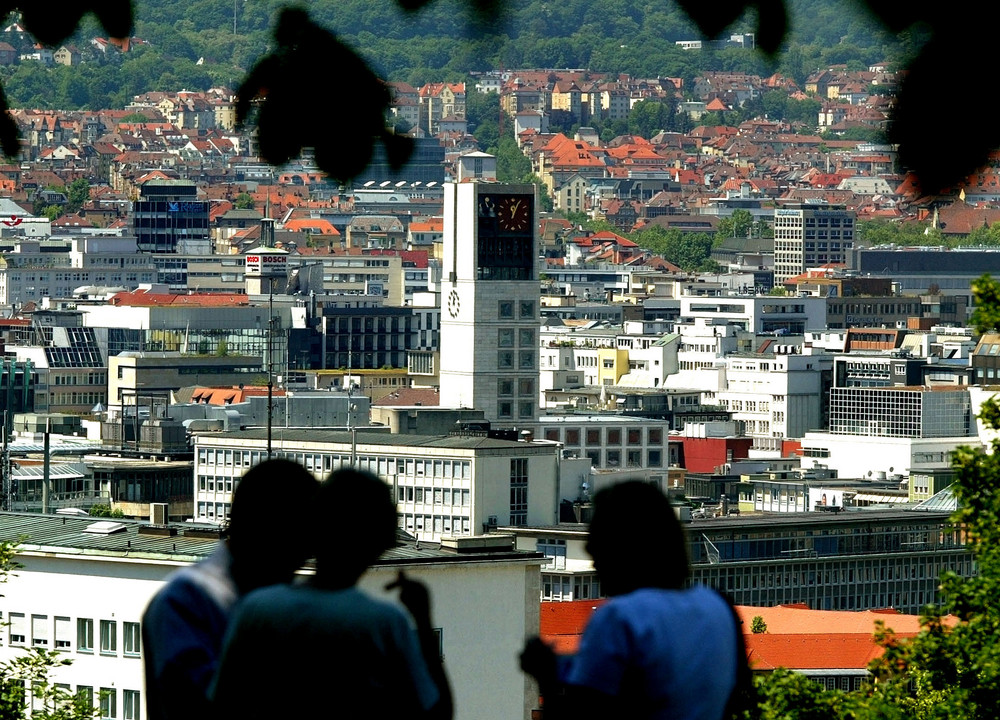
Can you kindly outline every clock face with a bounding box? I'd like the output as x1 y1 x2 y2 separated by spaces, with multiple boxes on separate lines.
447 289 461 318
497 195 531 232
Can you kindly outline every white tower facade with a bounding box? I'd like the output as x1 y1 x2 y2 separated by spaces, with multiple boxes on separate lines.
439 182 539 422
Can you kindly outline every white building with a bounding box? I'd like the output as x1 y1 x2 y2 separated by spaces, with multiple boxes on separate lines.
193 429 560 536
718 347 832 443
800 432 974 480
0 512 544 720
662 319 743 399
439 182 539 422
0 237 157 305
679 295 827 336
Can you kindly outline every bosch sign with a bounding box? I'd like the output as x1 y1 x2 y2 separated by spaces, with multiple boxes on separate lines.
245 252 287 277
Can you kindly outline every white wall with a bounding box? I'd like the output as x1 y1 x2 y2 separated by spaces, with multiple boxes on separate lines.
1 547 543 720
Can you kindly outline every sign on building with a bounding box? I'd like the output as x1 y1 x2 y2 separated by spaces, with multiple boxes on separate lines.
244 251 287 278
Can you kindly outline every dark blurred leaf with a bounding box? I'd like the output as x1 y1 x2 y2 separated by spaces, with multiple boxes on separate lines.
889 31 998 195
238 7 411 183
0 86 18 158
21 5 86 46
754 0 788 56
91 0 135 40
673 0 750 41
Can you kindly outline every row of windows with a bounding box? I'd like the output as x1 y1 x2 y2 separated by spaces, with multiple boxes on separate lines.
3 614 139 657
400 514 471 535
199 450 475 484
20 686 141 720
397 486 471 506
497 400 534 419
196 501 232 521
543 426 664 446
540 573 602 601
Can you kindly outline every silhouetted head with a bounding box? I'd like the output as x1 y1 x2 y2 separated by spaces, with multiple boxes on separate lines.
226 458 319 595
586 481 689 596
314 467 398 589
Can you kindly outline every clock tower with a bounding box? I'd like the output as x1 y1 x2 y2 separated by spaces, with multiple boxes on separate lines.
439 182 539 423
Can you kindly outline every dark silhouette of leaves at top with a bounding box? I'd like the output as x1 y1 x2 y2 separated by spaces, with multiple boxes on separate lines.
237 7 412 183
883 10 1000 196
0 0 993 196
20 0 133 47
672 0 786 55
0 0 133 156
0 86 18 159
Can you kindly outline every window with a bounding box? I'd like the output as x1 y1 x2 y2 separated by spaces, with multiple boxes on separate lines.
520 300 534 318
123 622 140 656
9 612 26 645
77 686 94 710
498 328 514 347
538 538 567 569
31 614 49 646
123 690 140 720
498 301 514 318
519 328 535 347
55 616 72 649
498 379 513 396
100 688 116 719
100 620 116 654
77 619 93 652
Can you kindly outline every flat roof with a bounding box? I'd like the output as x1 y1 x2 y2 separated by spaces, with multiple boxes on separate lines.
200 428 551 452
0 512 543 567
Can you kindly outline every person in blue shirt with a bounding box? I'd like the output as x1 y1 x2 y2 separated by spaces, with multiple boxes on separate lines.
521 481 749 720
142 458 319 720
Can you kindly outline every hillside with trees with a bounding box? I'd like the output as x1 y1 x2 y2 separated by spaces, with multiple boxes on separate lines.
0 0 917 109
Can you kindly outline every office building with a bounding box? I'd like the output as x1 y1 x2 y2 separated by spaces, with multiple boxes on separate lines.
773 203 855 284
193 428 560 534
132 179 210 254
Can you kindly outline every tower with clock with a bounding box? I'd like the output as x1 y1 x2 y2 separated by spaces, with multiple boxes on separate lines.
439 182 539 423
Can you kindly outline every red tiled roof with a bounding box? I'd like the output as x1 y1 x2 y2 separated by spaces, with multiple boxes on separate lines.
372 387 441 407
109 290 250 307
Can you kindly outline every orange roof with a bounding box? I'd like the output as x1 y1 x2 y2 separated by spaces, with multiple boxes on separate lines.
110 290 250 307
745 634 883 671
539 601 938 665
409 219 444 233
372 387 441 407
283 218 339 235
190 385 284 405
540 600 606 653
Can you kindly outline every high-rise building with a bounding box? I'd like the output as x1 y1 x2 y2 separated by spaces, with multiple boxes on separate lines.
439 183 539 422
773 202 855 285
132 179 210 254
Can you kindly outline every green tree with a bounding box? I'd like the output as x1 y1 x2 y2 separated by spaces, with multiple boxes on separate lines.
65 178 90 214
751 616 768 634
717 209 755 240
627 99 675 139
490 137 531 184
88 504 124 518
233 193 255 210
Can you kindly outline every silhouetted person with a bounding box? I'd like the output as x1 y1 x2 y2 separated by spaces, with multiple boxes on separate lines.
521 481 746 720
210 467 452 720
142 459 319 720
